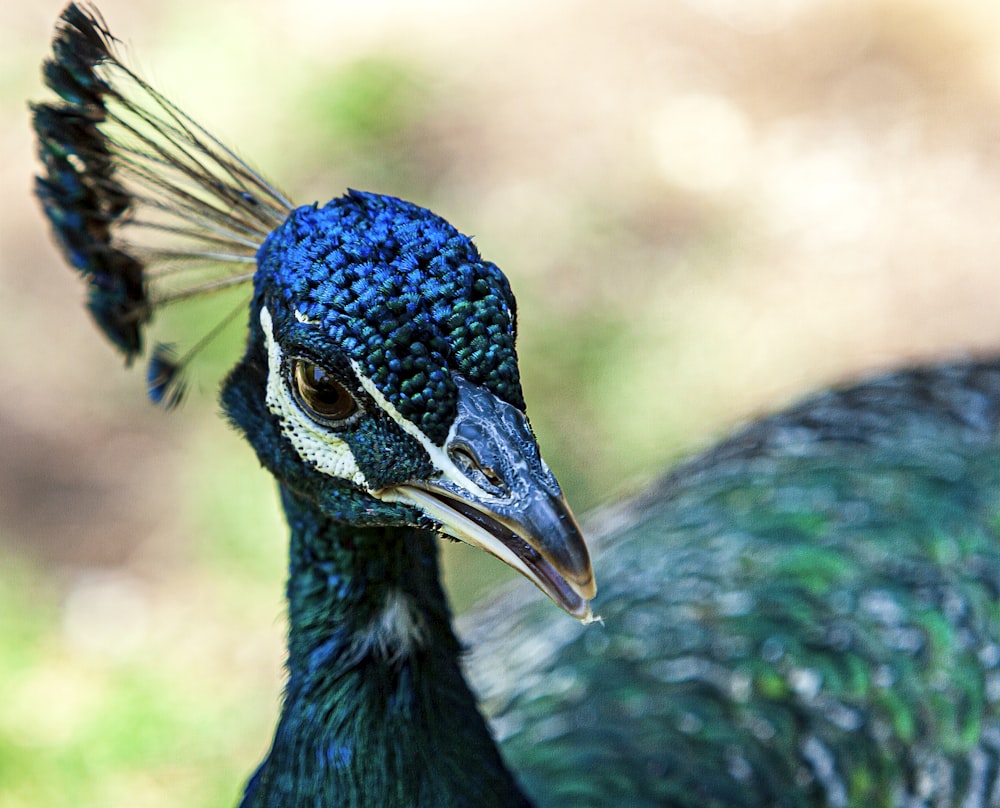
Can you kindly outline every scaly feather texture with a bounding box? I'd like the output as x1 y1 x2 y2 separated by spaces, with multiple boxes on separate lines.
466 361 1000 806
35 5 1000 807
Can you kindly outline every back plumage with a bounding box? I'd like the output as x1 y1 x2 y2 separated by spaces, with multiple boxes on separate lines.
466 361 1000 805
33 4 1000 807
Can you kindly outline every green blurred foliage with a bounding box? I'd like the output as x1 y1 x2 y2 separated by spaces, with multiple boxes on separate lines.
0 558 278 808
300 58 423 148
283 56 439 202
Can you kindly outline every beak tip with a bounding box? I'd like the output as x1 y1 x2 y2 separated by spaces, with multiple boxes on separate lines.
561 571 597 622
568 597 602 625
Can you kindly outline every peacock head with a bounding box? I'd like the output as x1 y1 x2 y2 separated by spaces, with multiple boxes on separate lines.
222 192 595 618
33 3 594 620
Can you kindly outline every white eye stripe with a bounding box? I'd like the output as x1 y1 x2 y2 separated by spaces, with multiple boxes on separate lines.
260 306 368 487
260 307 494 503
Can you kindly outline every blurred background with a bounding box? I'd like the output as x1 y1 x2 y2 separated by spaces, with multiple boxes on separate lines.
5 0 1000 805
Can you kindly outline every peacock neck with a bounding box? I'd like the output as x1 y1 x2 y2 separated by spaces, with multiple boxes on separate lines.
238 485 531 808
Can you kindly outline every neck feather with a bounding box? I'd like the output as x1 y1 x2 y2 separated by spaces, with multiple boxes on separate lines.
238 485 531 808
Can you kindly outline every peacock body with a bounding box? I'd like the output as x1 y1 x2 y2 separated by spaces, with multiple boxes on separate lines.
466 361 1000 805
32 5 1000 806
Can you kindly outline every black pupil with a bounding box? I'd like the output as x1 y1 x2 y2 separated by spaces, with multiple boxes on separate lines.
294 361 356 420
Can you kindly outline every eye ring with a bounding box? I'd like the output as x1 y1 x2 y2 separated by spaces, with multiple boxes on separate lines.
290 359 360 425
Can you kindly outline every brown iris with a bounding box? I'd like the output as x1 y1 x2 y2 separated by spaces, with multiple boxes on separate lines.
292 360 358 422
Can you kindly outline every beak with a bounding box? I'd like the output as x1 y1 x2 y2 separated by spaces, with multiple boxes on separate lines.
376 377 596 621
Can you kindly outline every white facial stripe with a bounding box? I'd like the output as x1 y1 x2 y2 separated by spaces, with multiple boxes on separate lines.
348 359 495 501
348 589 427 663
260 307 368 487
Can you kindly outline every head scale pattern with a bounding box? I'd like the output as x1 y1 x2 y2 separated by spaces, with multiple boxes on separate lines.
256 191 525 445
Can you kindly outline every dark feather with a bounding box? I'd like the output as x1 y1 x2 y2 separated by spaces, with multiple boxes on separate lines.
147 344 186 409
32 3 291 396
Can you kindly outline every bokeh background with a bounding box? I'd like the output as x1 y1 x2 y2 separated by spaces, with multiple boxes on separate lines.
5 0 1000 805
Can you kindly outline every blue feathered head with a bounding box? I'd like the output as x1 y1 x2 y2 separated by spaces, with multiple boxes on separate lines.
255 192 524 444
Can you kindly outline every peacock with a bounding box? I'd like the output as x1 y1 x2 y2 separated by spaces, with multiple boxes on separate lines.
32 4 1000 806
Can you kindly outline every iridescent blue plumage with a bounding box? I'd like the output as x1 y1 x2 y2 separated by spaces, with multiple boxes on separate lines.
257 193 524 442
34 4 1000 808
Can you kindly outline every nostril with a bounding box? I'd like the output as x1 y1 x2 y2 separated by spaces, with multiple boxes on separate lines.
449 445 505 493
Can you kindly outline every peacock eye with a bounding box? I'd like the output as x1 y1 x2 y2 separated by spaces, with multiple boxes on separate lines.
291 360 359 424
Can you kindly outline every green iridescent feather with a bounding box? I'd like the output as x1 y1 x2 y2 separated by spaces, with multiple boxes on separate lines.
465 361 1000 806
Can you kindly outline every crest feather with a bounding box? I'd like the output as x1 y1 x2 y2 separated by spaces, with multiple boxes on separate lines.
32 3 292 401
